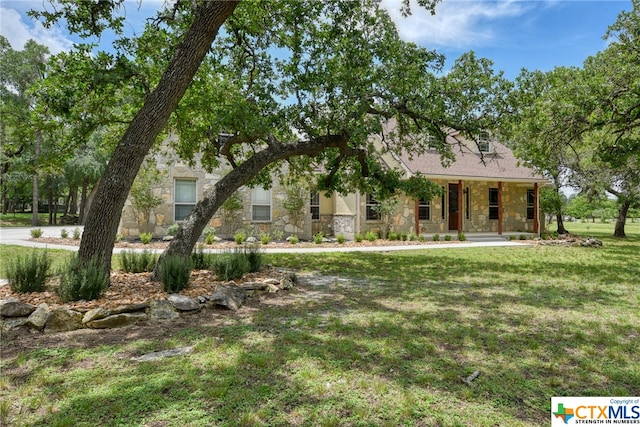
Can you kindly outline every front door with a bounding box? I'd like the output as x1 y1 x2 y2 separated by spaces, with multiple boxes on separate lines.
448 183 458 231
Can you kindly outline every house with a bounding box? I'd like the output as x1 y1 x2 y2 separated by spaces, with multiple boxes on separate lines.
118 127 549 240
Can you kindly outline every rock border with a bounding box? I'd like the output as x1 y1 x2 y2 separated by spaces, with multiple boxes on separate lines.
0 273 296 333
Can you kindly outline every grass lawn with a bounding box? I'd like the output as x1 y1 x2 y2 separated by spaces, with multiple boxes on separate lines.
0 223 638 426
0 213 50 227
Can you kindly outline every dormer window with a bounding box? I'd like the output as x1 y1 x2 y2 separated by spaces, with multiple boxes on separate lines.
478 133 492 153
426 134 438 150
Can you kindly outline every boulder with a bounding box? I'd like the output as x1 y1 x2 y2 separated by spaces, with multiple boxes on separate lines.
27 304 50 330
82 307 110 324
110 303 149 315
148 300 180 320
2 317 29 330
0 299 37 318
280 273 296 290
167 294 200 312
86 313 148 329
45 308 83 333
206 285 245 310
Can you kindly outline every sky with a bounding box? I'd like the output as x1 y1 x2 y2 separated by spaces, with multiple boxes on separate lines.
0 0 631 80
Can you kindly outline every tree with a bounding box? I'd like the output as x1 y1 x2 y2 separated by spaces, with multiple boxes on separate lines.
129 160 165 234
33 0 240 273
149 0 508 278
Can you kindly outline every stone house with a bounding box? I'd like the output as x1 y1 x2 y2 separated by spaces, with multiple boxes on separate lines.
118 128 548 240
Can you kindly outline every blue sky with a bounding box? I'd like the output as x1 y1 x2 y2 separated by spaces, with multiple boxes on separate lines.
0 0 631 79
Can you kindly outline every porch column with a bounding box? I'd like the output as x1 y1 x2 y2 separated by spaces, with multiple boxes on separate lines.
457 180 463 232
497 181 503 235
533 182 539 234
414 199 420 235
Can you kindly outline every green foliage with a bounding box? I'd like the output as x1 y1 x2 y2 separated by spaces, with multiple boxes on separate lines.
418 235 425 242
260 233 271 244
458 232 466 241
203 226 216 244
365 231 377 242
72 227 81 240
7 250 51 293
160 255 191 293
167 223 179 236
388 232 399 241
519 234 527 240
444 234 452 241
220 192 243 237
60 228 69 239
354 233 363 243
336 233 346 244
129 162 166 233
119 250 158 273
243 245 263 273
190 246 215 270
282 180 310 234
58 255 110 302
213 252 250 281
140 232 153 245
408 232 418 241
115 233 123 243
313 232 324 244
234 231 247 244
288 235 299 245
30 228 43 238
433 234 440 241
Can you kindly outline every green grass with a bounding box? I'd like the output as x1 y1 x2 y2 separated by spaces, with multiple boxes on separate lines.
0 223 638 426
0 212 49 227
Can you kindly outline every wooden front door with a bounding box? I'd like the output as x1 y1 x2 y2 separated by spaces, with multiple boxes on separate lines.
448 183 458 231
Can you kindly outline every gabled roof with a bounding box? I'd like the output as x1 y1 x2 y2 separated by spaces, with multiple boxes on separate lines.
398 140 548 183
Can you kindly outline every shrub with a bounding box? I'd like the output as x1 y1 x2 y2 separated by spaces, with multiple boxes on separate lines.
140 232 153 244
313 232 324 244
260 233 271 244
7 250 51 293
72 228 81 240
213 252 250 281
458 232 466 241
30 228 43 238
418 235 425 242
203 226 216 244
160 255 191 293
444 234 452 241
190 246 215 270
408 232 417 241
167 223 179 236
400 232 408 241
354 232 363 242
337 233 346 244
60 228 69 239
519 234 527 240
433 234 440 242
388 232 399 241
234 231 247 244
272 229 284 241
365 231 377 242
58 255 110 302
243 245 263 272
120 250 158 273
115 233 124 243
288 235 299 244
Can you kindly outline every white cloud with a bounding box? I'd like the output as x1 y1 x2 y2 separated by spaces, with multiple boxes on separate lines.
0 6 73 54
382 0 531 48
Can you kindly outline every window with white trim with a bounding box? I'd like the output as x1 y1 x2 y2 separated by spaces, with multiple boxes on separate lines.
366 194 380 220
251 187 271 222
175 179 196 221
310 192 320 220
478 132 492 153
418 198 430 220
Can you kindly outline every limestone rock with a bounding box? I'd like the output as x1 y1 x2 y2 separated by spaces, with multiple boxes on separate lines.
148 300 179 320
280 273 296 290
132 346 193 362
27 304 50 330
2 317 29 330
0 299 37 317
206 285 245 310
82 307 110 324
86 313 147 329
110 303 148 315
167 294 200 312
45 308 83 333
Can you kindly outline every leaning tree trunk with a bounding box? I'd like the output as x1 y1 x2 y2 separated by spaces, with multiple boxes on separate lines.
151 135 351 281
77 1 239 274
613 199 630 238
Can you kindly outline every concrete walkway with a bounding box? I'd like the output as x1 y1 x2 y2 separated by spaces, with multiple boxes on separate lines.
0 226 532 254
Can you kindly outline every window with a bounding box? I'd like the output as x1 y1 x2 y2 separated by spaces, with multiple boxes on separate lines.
251 187 271 221
175 179 196 221
310 192 320 220
489 188 499 220
465 187 470 220
366 194 380 220
527 189 535 220
426 134 438 150
441 186 446 219
418 198 430 220
478 132 492 153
